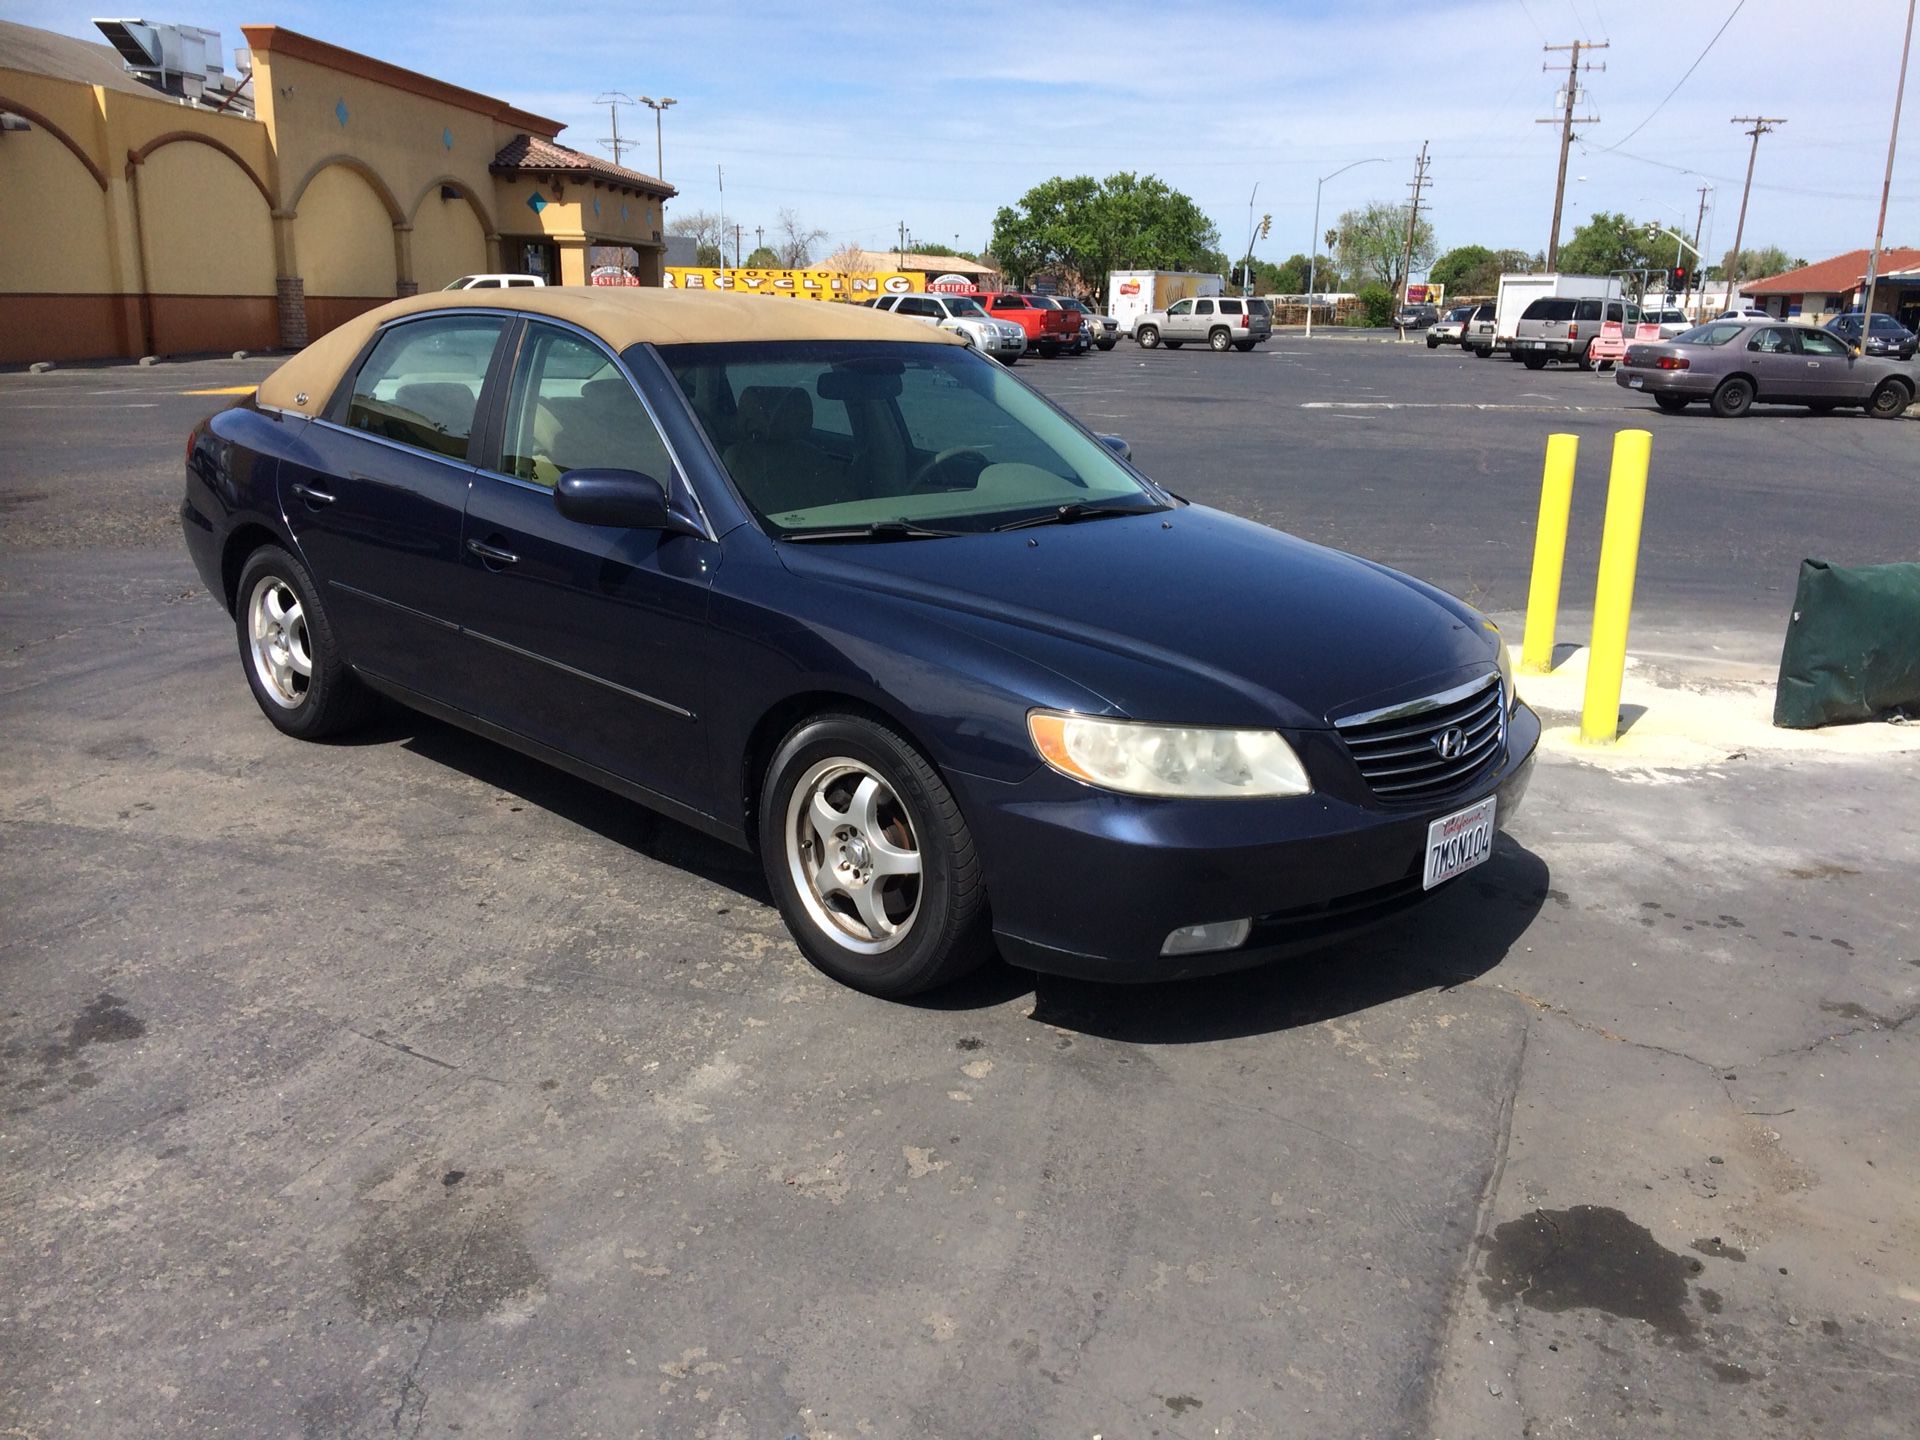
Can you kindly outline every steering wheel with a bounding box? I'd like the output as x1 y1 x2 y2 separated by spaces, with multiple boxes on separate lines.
906 446 990 492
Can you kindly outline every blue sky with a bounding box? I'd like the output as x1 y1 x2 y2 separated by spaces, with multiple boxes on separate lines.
21 0 1917 269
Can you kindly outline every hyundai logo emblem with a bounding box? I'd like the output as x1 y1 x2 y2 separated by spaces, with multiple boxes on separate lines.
1432 726 1468 761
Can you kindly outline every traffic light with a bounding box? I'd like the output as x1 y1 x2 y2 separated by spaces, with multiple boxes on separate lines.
1673 265 1688 287
1260 213 1272 239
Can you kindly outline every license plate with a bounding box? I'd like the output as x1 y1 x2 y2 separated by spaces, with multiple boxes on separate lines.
1517 340 1540 350
1422 796 1497 890
1628 376 1644 388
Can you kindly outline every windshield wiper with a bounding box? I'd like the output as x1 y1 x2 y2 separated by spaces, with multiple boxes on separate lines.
991 502 1158 533
781 520 966 543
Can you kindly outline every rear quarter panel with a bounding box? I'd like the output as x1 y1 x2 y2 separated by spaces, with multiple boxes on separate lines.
183 399 295 610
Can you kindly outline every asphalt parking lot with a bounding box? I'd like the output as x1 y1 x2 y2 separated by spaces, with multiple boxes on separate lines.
3 342 1917 1439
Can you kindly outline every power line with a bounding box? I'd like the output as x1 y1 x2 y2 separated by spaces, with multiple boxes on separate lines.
1597 0 1748 154
1514 0 1548 42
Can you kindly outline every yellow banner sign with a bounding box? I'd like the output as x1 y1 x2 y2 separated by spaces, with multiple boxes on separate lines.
663 268 925 301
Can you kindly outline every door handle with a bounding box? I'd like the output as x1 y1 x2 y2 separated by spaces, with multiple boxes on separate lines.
466 537 519 567
290 482 336 506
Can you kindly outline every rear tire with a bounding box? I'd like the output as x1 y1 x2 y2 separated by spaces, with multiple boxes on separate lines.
1475 345 1494 359
1208 328 1232 352
233 544 375 740
1165 340 1184 349
1522 353 1548 370
1234 340 1256 352
1136 326 1159 350
1653 393 1689 413
1096 339 1116 351
1576 340 1597 372
759 713 991 998
1711 376 1755 418
1868 379 1911 418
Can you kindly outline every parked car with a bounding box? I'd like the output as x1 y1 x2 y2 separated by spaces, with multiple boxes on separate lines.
869 292 1026 363
1429 304 1474 348
1394 302 1440 331
1645 305 1694 339
181 288 1536 997
1511 295 1642 370
1133 295 1273 351
974 291 1080 357
442 273 544 289
1464 302 1498 356
1823 311 1918 361
1715 306 1772 322
1055 296 1120 350
1031 296 1092 354
1615 319 1915 417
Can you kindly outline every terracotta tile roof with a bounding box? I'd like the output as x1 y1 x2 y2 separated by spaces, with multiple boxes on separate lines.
1742 247 1920 294
491 133 675 198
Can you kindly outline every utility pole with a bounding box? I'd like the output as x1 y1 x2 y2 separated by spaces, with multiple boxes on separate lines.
898 220 908 269
755 225 765 253
716 165 725 270
1537 40 1607 269
1726 116 1786 289
595 92 637 169
734 224 742 268
1397 141 1431 311
1689 184 1710 313
1859 0 1914 343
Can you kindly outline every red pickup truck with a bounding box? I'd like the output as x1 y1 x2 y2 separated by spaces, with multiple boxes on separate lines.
975 292 1079 358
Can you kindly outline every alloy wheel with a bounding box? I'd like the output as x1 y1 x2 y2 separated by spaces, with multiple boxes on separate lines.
785 758 923 954
247 574 312 708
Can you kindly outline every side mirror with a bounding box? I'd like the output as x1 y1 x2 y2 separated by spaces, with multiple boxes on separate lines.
1095 433 1131 461
554 468 674 529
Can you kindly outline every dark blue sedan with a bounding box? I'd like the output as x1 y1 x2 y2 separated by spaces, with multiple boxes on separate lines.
182 289 1537 997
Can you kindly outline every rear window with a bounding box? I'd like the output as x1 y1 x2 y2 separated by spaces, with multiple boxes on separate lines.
1521 298 1577 321
1677 323 1745 346
1248 299 1271 317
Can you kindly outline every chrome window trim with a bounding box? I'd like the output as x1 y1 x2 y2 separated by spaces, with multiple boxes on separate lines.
1333 670 1501 730
308 414 484 473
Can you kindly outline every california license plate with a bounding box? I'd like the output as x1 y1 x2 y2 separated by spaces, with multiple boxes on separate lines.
1628 376 1645 388
1423 797 1497 890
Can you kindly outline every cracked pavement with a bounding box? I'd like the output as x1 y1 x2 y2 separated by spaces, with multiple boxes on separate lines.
2 354 1917 1438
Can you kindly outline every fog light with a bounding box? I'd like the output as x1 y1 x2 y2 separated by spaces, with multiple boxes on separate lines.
1160 918 1253 956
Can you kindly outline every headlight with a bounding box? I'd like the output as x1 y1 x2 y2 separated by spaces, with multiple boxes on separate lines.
1028 711 1312 798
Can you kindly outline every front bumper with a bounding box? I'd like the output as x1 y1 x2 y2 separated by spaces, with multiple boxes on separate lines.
958 702 1541 981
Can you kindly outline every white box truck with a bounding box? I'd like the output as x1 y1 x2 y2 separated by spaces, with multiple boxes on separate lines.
1484 273 1622 356
1107 270 1225 336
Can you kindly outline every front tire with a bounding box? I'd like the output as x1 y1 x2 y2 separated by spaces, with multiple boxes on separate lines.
1426 334 1440 349
1096 339 1116 351
1136 325 1160 349
1209 328 1232 352
1868 380 1911 418
233 544 374 739
760 714 990 998
1711 376 1755 417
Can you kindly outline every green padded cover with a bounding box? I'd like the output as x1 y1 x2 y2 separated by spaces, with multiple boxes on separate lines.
1774 559 1920 728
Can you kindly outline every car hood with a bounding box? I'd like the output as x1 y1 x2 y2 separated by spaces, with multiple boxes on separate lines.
774 505 1496 729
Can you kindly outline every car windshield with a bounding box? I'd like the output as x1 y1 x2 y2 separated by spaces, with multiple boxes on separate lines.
656 340 1166 538
945 298 985 317
1677 323 1746 346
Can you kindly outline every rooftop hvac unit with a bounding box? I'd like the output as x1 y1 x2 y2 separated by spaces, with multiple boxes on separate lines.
94 19 226 104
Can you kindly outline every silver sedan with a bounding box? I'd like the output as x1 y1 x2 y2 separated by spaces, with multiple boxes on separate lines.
1615 320 1916 418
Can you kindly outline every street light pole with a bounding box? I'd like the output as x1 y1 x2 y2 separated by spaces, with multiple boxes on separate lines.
1243 182 1260 297
1305 157 1387 339
636 95 676 179
1859 0 1915 349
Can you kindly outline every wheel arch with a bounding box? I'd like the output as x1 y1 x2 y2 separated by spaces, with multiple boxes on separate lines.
220 521 291 614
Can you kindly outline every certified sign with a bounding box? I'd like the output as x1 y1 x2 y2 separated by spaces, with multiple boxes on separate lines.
928 273 977 294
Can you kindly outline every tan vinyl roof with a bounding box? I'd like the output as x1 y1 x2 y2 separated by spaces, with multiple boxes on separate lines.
256 288 961 414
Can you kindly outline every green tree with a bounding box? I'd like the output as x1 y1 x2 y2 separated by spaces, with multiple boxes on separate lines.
1429 244 1494 296
1555 212 1664 276
1713 245 1805 282
1351 283 1395 326
694 243 723 267
743 245 780 268
1333 201 1436 299
990 172 1222 294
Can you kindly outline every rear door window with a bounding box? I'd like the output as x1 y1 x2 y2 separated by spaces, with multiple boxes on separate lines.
343 316 505 461
1575 299 1603 322
1218 299 1243 315
1196 300 1215 316
1748 328 1797 354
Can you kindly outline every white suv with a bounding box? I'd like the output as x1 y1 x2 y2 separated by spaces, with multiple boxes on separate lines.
870 293 1027 362
443 274 545 289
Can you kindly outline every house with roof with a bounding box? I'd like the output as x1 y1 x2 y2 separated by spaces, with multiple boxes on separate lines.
1740 247 1920 327
0 18 674 363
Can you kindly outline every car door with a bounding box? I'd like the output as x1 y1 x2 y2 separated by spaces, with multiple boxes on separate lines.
455 320 721 812
894 295 943 329
1188 298 1216 342
1793 327 1856 401
281 312 509 699
1163 298 1196 340
1742 326 1803 400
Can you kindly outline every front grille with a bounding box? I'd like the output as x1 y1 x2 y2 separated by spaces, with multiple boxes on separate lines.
1334 673 1506 804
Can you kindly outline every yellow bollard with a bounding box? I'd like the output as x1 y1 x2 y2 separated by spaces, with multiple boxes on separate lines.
1520 433 1579 674
1580 429 1654 745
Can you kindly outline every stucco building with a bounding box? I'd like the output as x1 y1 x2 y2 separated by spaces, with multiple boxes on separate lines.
0 19 674 364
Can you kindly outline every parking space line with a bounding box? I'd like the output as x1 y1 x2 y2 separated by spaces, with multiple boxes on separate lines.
1301 401 1617 412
